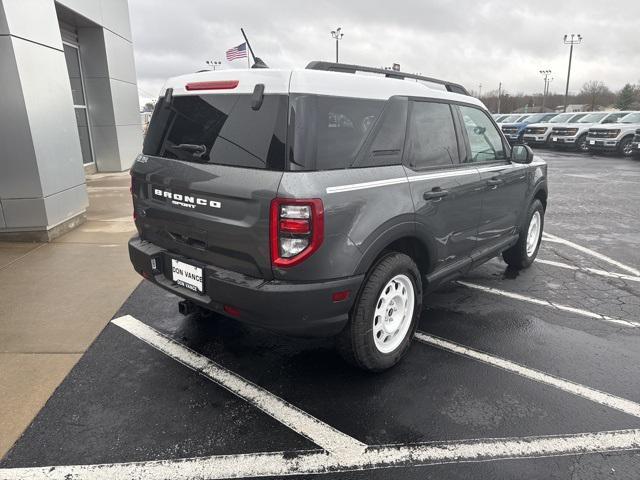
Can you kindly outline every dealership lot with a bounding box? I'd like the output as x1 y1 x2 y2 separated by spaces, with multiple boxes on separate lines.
1 151 640 479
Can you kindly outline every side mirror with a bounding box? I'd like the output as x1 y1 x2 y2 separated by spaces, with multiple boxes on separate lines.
511 144 534 164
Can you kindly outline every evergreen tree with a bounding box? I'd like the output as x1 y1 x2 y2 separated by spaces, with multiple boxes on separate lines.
616 84 636 110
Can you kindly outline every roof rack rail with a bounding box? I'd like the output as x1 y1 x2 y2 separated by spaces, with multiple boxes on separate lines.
305 61 470 96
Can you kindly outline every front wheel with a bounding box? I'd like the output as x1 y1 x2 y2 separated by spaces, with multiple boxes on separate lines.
619 137 634 157
337 253 422 372
502 199 544 270
576 133 589 152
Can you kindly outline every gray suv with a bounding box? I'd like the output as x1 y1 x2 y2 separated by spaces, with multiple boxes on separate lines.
129 62 548 371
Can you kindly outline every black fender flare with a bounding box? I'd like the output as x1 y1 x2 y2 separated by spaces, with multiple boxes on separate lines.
354 221 435 276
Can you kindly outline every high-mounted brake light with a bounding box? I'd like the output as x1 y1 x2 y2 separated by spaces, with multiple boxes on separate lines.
185 80 239 91
270 198 324 268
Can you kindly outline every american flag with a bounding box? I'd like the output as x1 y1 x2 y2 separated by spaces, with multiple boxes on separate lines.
226 43 248 61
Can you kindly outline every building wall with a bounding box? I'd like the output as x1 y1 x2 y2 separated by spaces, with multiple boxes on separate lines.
0 0 141 240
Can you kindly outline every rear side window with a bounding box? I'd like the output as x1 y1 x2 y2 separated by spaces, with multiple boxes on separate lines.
289 95 385 170
143 94 287 170
354 97 408 168
404 101 459 169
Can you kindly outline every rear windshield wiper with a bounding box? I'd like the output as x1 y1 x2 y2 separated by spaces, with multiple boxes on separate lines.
165 142 208 161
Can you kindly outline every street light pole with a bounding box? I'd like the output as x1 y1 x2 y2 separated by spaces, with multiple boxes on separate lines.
539 69 551 111
563 34 582 113
330 27 344 63
497 82 502 114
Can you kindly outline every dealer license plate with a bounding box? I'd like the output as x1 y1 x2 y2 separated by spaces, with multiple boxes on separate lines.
171 259 203 293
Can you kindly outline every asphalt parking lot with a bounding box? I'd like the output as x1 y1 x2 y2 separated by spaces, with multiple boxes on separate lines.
1 150 640 479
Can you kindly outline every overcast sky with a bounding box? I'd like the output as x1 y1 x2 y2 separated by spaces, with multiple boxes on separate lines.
128 0 640 105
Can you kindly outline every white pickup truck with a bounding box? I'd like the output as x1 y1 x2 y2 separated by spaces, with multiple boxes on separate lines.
548 111 633 152
523 112 585 147
632 128 640 158
586 112 640 157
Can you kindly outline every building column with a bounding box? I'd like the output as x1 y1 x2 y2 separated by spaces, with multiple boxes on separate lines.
78 25 142 172
0 0 88 241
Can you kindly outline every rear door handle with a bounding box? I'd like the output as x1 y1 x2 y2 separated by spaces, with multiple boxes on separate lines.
423 188 449 200
487 176 504 186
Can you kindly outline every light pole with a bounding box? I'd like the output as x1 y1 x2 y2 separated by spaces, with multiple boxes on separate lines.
497 82 502 114
563 34 582 112
539 69 551 111
330 27 344 63
206 60 221 71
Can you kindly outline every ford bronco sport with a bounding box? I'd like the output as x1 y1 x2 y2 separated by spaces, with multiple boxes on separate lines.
130 62 548 371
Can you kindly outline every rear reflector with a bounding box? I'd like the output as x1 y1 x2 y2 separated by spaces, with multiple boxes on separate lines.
185 80 239 91
223 305 241 317
332 290 350 302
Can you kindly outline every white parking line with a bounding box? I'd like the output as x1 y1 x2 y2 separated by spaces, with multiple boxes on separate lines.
111 315 366 458
543 232 640 277
456 281 640 328
2 429 639 479
414 332 640 418
536 258 640 283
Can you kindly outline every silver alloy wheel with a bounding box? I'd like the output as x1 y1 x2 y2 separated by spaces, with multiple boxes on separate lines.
622 140 633 156
526 210 541 258
372 274 415 354
578 136 588 152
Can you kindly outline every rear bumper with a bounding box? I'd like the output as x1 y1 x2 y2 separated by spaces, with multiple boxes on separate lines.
129 237 363 337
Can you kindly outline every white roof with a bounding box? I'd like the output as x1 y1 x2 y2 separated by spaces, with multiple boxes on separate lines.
162 68 485 109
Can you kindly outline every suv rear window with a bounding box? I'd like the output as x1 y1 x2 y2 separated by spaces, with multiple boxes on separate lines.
143 94 287 170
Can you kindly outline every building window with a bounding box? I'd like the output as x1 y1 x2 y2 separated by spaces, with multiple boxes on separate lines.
63 43 94 165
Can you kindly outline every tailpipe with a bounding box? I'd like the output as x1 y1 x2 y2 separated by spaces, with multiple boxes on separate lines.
178 300 198 316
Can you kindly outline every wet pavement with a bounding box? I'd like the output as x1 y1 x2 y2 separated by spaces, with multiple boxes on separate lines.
1 150 640 479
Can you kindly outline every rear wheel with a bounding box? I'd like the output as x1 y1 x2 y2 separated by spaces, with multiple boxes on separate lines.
337 253 422 372
502 199 544 270
619 137 634 157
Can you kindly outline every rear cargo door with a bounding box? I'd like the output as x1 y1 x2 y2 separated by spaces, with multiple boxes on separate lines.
133 82 289 280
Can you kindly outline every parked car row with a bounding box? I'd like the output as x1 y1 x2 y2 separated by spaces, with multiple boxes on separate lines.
492 111 640 158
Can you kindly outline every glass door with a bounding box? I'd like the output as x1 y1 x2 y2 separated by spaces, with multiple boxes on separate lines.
63 42 94 165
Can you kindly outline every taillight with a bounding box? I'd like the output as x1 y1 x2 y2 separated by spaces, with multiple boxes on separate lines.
270 198 324 268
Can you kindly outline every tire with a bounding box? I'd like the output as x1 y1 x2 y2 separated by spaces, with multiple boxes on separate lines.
337 252 422 372
502 199 544 270
618 137 634 157
576 133 588 152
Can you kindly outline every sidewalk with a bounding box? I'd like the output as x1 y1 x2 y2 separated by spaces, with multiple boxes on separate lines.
0 171 140 457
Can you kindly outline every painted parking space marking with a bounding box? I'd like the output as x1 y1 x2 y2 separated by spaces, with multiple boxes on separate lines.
111 315 366 458
414 332 640 418
456 281 640 328
2 429 639 479
536 258 640 283
543 232 640 277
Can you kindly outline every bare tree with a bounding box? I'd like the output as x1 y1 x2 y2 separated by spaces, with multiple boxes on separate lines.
578 81 613 111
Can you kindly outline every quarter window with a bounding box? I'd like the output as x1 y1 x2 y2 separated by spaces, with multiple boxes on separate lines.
459 105 507 163
405 101 459 169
